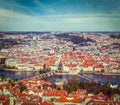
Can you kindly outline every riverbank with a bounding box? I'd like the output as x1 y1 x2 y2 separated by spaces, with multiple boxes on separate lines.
55 72 76 75
1 68 120 76
95 72 120 76
82 72 120 76
1 68 40 72
55 72 120 76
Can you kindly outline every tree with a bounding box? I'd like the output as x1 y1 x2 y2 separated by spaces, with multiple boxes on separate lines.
73 83 79 91
18 82 27 92
51 98 56 102
8 78 14 84
0 74 4 81
43 64 46 70
11 82 16 87
66 87 73 94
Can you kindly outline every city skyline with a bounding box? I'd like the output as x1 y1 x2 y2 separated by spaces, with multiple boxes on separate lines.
0 0 120 31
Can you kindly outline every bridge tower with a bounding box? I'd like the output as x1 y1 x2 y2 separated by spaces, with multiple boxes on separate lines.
58 61 63 71
0 58 6 64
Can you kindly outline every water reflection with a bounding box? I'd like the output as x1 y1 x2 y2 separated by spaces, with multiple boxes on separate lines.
0 69 120 86
0 69 40 80
84 74 120 86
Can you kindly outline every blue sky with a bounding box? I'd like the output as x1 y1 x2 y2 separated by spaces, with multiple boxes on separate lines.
0 0 120 31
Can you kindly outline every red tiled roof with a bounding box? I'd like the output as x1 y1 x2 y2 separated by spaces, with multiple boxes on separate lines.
43 89 67 96
42 100 53 105
55 96 83 103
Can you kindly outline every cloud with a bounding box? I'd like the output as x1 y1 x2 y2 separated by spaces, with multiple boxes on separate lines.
0 8 29 18
0 7 120 31
0 0 37 16
34 0 55 14
66 18 88 23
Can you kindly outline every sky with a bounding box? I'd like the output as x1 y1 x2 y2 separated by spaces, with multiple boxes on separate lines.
0 0 120 31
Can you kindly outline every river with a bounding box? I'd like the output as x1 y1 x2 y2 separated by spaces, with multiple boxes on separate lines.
0 69 120 87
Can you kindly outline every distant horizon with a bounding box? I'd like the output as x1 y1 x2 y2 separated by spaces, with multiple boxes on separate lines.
0 31 120 33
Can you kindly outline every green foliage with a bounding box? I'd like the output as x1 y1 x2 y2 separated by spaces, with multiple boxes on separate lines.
39 67 51 73
18 82 27 93
0 74 4 81
66 87 73 94
51 98 56 102
72 83 79 91
65 83 79 94
4 65 17 69
64 81 120 97
11 82 16 87
8 78 13 84
57 87 61 90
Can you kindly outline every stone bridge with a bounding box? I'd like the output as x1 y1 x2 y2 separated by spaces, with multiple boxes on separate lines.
34 71 57 79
